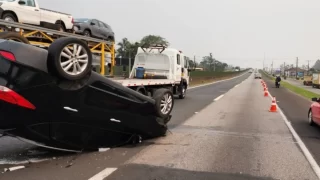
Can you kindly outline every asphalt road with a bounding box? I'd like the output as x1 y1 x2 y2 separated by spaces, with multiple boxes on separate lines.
107 73 316 180
261 73 320 169
0 73 251 180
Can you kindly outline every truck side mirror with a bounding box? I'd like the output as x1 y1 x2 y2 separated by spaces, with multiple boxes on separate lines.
181 68 185 73
18 0 26 5
312 97 318 102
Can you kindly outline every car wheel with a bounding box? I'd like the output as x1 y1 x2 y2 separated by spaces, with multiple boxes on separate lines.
309 109 315 126
153 88 174 119
83 30 91 37
179 85 186 99
2 13 17 22
47 37 92 81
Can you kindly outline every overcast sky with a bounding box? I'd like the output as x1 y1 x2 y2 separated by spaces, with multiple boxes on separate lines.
38 0 320 69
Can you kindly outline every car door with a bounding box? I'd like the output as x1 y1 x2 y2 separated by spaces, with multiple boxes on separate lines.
16 0 40 25
182 56 190 85
312 101 320 123
90 19 102 38
98 21 108 39
175 53 182 81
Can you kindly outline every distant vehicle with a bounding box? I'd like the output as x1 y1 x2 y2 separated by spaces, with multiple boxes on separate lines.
254 73 262 79
248 69 253 73
0 0 74 32
308 97 320 126
73 18 115 41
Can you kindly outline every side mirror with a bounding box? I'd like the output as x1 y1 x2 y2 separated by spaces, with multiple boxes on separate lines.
312 97 318 102
18 0 26 5
181 68 185 73
90 22 95 25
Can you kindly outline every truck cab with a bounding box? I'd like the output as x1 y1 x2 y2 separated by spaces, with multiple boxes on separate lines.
128 45 190 99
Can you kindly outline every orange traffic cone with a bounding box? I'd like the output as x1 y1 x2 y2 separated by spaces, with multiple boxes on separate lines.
263 87 267 91
269 97 277 112
264 89 269 97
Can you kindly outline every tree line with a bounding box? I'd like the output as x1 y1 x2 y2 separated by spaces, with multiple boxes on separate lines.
116 35 236 71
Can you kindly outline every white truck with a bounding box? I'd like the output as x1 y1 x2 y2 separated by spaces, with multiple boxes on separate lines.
112 45 192 99
0 0 73 32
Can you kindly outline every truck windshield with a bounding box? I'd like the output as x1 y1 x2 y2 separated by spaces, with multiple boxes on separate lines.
74 18 90 23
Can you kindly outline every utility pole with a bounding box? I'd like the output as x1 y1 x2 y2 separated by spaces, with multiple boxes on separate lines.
296 57 298 79
306 60 311 71
209 53 215 71
194 55 196 69
262 53 266 71
283 62 285 76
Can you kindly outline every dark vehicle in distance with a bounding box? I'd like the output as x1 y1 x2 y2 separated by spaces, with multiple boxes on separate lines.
73 18 115 41
0 37 173 152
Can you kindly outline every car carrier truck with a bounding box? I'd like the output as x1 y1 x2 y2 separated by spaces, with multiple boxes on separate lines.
0 20 193 100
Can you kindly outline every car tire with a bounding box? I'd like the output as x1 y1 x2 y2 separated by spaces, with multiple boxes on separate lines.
83 30 91 37
0 32 29 44
47 37 92 81
2 13 17 22
153 88 174 119
309 109 315 126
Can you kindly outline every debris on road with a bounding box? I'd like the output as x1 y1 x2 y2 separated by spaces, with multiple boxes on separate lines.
99 148 110 152
4 165 25 172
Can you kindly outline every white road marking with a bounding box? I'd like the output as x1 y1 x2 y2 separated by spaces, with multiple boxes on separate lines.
110 118 121 123
268 93 320 179
63 107 78 112
88 167 117 180
214 94 224 101
234 84 239 88
188 71 248 90
4 166 25 172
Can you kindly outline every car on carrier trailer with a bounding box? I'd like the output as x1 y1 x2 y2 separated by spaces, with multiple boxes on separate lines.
112 45 193 99
0 0 74 32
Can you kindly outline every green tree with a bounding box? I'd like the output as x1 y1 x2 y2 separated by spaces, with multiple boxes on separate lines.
116 38 140 58
140 35 169 47
116 38 131 58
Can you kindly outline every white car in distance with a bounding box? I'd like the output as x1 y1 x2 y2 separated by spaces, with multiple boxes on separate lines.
0 0 74 32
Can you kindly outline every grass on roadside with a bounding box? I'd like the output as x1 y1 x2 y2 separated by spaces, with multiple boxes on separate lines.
260 70 319 99
189 70 246 87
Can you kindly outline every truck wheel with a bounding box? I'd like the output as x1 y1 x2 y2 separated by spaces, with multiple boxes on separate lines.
179 85 186 99
0 32 29 44
2 13 17 22
153 88 174 119
47 37 92 81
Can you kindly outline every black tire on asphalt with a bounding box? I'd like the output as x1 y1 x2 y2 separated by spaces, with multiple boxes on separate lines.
0 32 29 44
2 13 17 22
47 37 92 81
152 88 174 119
309 109 315 126
179 84 186 99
